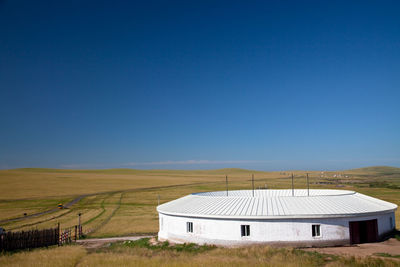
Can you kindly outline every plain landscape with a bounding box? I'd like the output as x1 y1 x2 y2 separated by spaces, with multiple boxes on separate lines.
2 0 399 266
0 166 399 266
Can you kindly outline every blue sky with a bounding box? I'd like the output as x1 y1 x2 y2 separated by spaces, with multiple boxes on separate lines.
1 1 399 170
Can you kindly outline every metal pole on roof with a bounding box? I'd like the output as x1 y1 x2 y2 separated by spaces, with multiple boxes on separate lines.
252 174 255 197
307 173 310 196
225 175 228 196
291 173 294 196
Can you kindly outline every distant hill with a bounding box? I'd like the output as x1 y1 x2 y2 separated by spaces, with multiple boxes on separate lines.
8 167 267 175
8 166 400 176
346 166 400 174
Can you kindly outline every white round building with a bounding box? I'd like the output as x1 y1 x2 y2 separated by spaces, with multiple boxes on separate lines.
157 189 397 247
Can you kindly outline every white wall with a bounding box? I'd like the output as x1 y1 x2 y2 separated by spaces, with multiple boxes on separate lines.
158 212 395 246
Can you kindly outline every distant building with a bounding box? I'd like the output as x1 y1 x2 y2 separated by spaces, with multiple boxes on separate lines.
157 189 397 247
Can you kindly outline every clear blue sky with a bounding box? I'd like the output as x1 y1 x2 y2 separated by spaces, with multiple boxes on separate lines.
1 1 399 170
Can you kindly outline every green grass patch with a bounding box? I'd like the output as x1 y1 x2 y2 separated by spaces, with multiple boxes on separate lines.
294 249 339 262
374 252 400 258
368 181 400 190
389 229 400 241
115 238 216 253
120 203 155 207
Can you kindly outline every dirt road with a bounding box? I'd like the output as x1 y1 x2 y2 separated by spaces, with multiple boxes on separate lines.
0 181 210 225
0 194 89 224
302 238 400 259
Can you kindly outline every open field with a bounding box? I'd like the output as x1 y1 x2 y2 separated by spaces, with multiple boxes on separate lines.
1 166 399 236
0 166 399 266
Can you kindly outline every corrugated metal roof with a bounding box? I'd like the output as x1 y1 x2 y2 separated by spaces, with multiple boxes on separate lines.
157 189 397 219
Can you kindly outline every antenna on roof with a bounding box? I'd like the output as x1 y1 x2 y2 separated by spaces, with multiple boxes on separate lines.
291 173 294 196
225 175 229 196
307 173 310 196
252 174 255 197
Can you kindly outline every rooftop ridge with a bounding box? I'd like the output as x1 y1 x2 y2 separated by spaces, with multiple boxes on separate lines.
191 189 355 198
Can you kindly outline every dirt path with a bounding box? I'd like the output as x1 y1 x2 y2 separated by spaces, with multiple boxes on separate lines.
76 235 153 249
0 194 90 224
302 238 400 260
8 209 73 231
0 181 210 225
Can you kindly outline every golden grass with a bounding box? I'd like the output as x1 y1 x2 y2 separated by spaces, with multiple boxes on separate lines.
76 243 399 267
93 209 158 236
1 240 399 266
0 246 86 267
0 168 311 200
0 169 217 200
0 167 399 238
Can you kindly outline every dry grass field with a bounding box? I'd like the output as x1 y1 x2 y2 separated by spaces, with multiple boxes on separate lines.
1 166 399 236
0 166 399 266
1 238 399 267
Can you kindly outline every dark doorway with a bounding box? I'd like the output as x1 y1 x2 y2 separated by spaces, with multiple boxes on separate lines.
349 219 378 244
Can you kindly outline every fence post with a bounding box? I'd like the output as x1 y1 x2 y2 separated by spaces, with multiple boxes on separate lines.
78 213 82 238
57 223 60 246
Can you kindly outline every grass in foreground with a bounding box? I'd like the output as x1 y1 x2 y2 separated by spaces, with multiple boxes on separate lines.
0 245 86 267
374 253 400 259
2 239 399 267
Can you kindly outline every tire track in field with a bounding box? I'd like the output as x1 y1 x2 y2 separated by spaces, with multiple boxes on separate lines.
4 194 112 231
8 209 74 231
85 192 124 235
81 196 108 227
0 194 90 224
0 181 222 225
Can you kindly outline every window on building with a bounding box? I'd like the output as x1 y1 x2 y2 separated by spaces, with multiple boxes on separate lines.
241 225 250 236
187 222 193 233
312 225 321 237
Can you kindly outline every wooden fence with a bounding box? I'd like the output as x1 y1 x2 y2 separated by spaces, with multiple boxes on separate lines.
0 224 83 251
0 227 59 251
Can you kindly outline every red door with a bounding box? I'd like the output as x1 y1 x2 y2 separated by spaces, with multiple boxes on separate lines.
349 219 378 245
